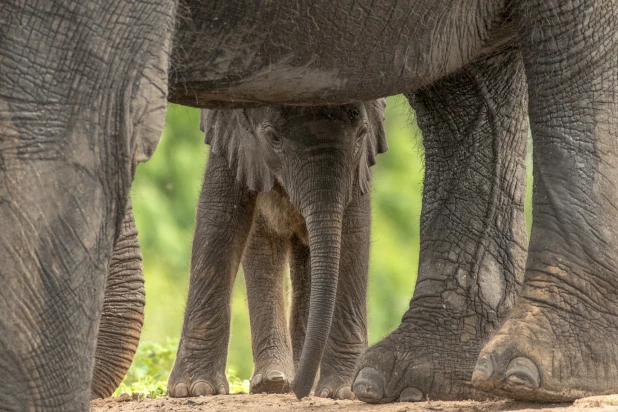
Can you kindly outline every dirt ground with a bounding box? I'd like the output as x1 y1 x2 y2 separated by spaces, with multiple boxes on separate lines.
91 394 618 412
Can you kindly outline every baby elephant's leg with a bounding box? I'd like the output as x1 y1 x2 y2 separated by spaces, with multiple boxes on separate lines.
289 236 310 371
316 188 371 400
243 216 294 394
168 153 257 397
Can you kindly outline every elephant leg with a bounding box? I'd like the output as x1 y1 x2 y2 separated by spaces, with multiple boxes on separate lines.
316 188 370 401
91 199 145 399
353 47 529 403
473 2 618 402
289 236 311 371
0 2 173 410
242 215 294 394
168 153 257 398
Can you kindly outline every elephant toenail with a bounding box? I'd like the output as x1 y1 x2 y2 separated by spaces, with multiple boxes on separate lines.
217 383 227 394
319 388 331 398
171 383 189 397
505 357 540 389
266 370 285 382
353 367 385 403
399 387 423 402
336 386 355 400
252 373 263 387
472 354 495 384
191 381 215 396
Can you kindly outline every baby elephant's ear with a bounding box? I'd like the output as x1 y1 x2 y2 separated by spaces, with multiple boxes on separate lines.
201 109 275 192
358 98 389 194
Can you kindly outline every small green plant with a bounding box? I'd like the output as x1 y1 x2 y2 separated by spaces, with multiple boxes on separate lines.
113 339 250 398
113 339 177 398
226 368 250 394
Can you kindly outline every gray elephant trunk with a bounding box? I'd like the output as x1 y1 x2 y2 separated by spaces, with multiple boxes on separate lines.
290 170 347 399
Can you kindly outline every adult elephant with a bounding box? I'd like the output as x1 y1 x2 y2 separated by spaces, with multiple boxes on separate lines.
1 0 617 410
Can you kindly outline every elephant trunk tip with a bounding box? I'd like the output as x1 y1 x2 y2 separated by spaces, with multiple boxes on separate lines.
291 375 313 400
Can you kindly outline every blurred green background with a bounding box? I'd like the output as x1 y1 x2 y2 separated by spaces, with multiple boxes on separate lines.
123 95 532 393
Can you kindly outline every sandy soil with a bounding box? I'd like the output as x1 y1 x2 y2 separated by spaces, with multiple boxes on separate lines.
91 393 618 412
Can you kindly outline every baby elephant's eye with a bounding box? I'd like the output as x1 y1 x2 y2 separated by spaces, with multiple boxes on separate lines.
346 107 362 122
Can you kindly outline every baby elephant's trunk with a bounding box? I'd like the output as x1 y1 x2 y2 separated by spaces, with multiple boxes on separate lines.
290 167 348 399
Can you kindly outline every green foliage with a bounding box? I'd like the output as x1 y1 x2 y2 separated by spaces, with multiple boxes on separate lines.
368 96 422 342
124 97 533 396
113 339 250 397
227 369 251 394
130 105 207 345
113 340 176 398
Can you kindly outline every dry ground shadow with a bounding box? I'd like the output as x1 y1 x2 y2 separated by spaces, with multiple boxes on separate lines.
91 394 618 412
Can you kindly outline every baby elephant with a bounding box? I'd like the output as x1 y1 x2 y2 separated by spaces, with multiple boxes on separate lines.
168 101 387 400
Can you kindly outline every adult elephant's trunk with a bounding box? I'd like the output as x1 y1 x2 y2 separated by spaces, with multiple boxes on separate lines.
290 169 347 399
91 199 145 399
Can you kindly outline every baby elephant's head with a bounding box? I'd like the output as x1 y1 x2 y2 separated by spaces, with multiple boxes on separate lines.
201 99 387 213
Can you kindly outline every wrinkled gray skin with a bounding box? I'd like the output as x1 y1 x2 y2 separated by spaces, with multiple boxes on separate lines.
91 199 145 399
2 0 618 409
168 102 386 400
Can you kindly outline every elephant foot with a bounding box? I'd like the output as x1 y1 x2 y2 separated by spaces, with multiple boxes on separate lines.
315 350 365 400
472 288 618 402
352 311 493 403
250 368 291 394
315 376 355 400
167 348 229 397
168 379 228 398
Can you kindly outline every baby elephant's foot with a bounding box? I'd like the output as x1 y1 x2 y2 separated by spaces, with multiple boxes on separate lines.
168 379 228 398
313 360 360 400
315 385 355 400
250 368 291 394
315 376 355 400
167 350 229 397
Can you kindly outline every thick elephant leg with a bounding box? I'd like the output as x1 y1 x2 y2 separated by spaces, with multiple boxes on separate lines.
168 153 257 398
473 2 618 402
353 47 528 403
0 2 173 410
242 216 294 394
316 187 370 401
91 200 145 399
0 131 123 412
289 237 311 371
